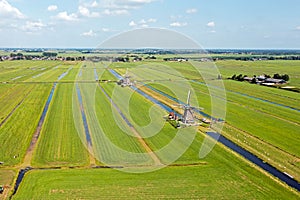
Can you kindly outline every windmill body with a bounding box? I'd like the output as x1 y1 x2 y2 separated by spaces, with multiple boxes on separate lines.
177 90 203 126
118 69 133 87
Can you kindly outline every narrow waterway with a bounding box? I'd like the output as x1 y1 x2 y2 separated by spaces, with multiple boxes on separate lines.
75 84 92 147
11 167 32 196
207 132 300 191
108 68 300 192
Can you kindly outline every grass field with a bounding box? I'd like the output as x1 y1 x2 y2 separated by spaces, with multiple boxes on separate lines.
0 59 299 199
13 144 300 199
216 60 300 87
32 83 89 167
124 60 300 181
0 84 52 166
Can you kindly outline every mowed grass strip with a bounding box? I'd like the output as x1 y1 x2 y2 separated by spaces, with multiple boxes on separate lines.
13 141 300 200
95 85 148 154
223 80 300 112
0 84 34 121
57 63 81 82
0 60 59 82
76 62 152 166
32 83 89 167
91 85 153 165
0 84 52 166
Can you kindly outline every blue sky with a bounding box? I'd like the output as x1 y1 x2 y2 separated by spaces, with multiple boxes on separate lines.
0 0 299 48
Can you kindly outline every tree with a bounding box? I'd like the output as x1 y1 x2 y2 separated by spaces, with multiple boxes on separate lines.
251 78 257 84
236 74 244 81
43 52 57 57
273 73 281 79
282 74 289 81
264 74 271 78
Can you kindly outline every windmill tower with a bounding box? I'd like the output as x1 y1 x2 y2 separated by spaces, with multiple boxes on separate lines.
177 90 203 126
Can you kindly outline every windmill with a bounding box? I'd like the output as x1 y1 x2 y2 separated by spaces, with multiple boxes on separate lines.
175 90 203 126
118 68 134 87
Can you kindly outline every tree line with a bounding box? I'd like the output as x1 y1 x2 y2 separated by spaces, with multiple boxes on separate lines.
231 73 289 82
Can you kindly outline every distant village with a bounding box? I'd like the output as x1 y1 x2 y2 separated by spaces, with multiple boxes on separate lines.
0 52 85 61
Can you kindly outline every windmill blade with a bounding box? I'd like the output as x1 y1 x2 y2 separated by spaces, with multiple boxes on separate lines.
172 104 183 108
186 90 191 105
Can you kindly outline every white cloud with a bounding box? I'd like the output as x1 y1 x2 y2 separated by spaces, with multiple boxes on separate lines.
296 26 300 30
139 19 147 24
148 18 157 23
102 9 129 15
100 0 156 9
170 22 187 27
91 1 99 7
0 0 25 19
170 15 183 20
129 20 137 26
55 11 78 21
21 21 46 33
78 0 156 17
129 18 156 28
186 8 197 14
79 6 100 17
207 21 215 27
102 28 110 32
141 24 149 28
127 0 154 3
47 5 58 12
81 30 97 37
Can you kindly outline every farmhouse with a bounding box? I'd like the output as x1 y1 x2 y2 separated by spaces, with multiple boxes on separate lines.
243 77 253 82
257 75 266 81
264 78 286 84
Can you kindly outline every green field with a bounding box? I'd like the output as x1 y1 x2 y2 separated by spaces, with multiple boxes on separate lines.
13 154 299 199
123 60 300 181
32 83 89 167
0 59 299 199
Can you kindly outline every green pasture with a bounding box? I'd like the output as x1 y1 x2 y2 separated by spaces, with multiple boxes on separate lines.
216 60 300 87
0 60 61 82
32 83 89 167
0 84 52 166
0 84 34 121
99 80 200 165
109 60 300 181
13 142 300 199
0 59 299 199
74 63 153 166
